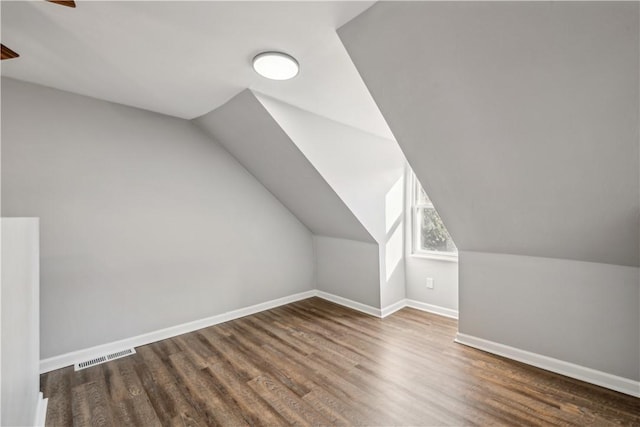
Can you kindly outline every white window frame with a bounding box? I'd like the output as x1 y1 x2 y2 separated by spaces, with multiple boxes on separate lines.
411 174 458 261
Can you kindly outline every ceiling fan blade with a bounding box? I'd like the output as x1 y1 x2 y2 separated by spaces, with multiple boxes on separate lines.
46 0 76 8
1 44 20 60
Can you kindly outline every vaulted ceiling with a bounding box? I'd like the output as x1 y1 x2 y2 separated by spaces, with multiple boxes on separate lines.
195 89 375 243
339 1 639 267
1 1 392 139
3 1 638 268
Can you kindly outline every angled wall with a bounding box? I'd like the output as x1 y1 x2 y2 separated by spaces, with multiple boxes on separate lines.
195 91 383 308
314 236 380 307
340 2 639 267
254 94 405 243
255 94 407 307
340 1 640 386
195 90 373 243
1 78 316 359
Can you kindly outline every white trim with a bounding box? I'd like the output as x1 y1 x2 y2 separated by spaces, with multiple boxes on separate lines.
455 333 640 398
410 172 458 259
380 299 407 318
380 298 459 319
314 294 460 320
38 287 640 398
405 299 459 319
315 294 460 320
38 289 457 374
410 252 459 262
33 392 48 427
315 290 381 317
40 290 316 373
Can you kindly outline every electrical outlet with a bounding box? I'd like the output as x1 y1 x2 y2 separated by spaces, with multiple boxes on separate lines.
426 278 434 289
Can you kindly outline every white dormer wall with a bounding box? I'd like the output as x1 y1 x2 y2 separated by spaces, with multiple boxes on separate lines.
255 94 408 308
195 91 383 308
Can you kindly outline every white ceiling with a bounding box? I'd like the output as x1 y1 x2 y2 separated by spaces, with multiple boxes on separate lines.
1 1 393 139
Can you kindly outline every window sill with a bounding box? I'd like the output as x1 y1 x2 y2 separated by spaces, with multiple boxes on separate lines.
410 252 459 262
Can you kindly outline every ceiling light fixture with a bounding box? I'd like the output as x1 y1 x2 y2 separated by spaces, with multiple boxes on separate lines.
252 51 299 80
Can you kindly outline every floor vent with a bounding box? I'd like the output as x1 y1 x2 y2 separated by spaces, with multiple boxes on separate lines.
74 348 136 371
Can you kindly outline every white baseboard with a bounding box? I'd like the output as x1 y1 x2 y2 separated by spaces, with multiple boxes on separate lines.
455 332 640 398
40 290 316 373
380 299 407 318
315 290 381 317
39 289 458 374
39 288 640 399
379 298 458 319
314 294 459 321
405 299 459 319
33 392 48 427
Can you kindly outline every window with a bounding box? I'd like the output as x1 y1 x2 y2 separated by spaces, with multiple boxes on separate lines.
412 174 457 259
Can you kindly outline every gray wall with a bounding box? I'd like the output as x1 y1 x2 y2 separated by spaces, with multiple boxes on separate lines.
255 93 405 243
405 258 458 311
404 169 458 311
460 251 639 381
255 94 407 308
1 218 40 426
196 90 405 309
195 90 373 243
340 1 640 381
1 78 316 358
340 1 639 267
314 236 380 308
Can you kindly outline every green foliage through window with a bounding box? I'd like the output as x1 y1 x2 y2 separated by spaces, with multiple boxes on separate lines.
414 175 457 255
419 207 457 253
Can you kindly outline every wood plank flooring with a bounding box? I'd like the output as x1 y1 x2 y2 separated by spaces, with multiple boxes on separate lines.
41 297 640 426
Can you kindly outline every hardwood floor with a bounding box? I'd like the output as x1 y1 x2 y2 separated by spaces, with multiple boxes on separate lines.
41 297 639 426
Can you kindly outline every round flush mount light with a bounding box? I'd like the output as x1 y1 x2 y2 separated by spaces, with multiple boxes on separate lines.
252 51 299 80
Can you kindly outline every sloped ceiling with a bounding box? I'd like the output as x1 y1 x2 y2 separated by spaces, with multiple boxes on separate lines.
339 2 639 267
0 1 392 139
194 90 374 243
255 93 406 242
